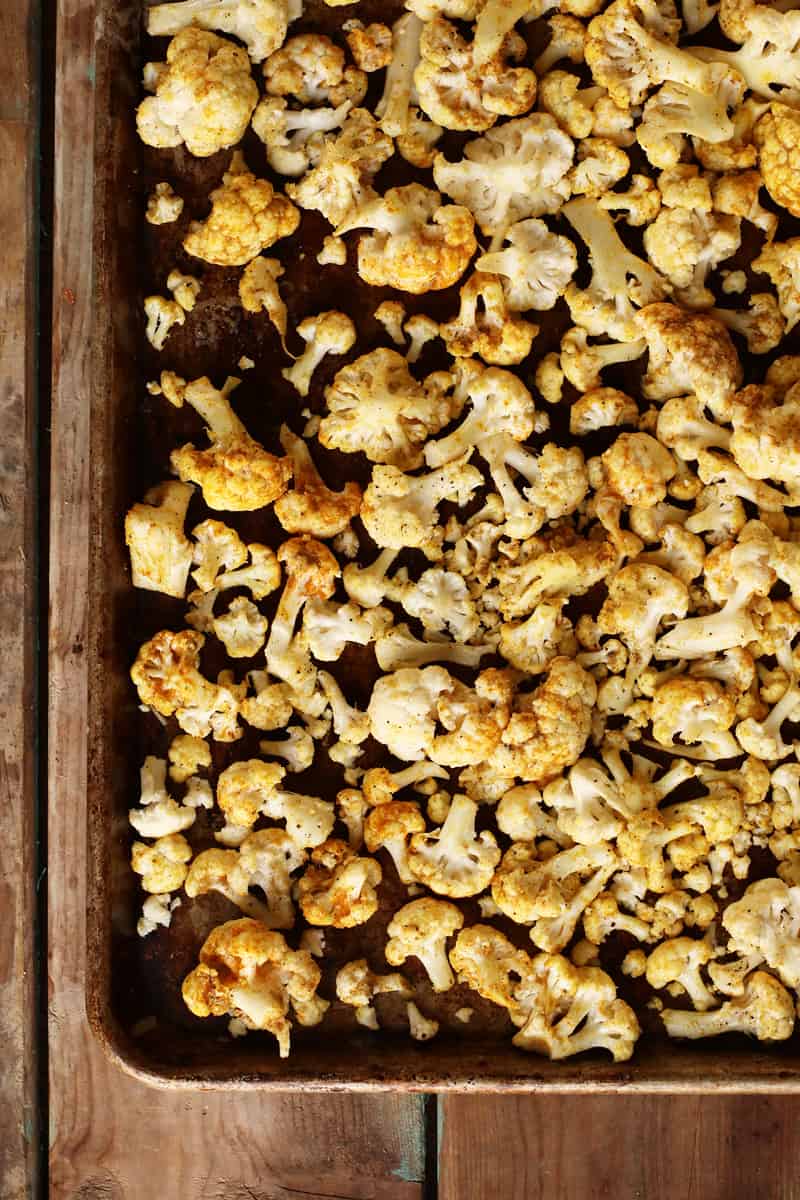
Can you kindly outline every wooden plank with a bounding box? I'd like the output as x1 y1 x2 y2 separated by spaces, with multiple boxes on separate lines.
48 0 426 1194
0 0 39 1189
438 1096 800 1200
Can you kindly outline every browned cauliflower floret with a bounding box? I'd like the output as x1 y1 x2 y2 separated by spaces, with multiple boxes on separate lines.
346 23 393 72
281 311 356 397
182 918 328 1055
321 349 462 469
238 256 287 342
710 294 785 356
592 432 676 509
125 481 194 599
440 272 538 366
651 677 739 761
216 758 286 839
183 153 299 266
336 184 476 293
146 0 298 63
263 34 366 106
136 30 259 157
385 897 465 990
407 792 500 897
570 387 639 436
273 426 361 538
297 838 382 927
132 833 192 893
335 959 410 1029
753 239 800 333
660 971 795 1043
146 181 184 225
496 531 618 619
361 458 483 561
286 108 393 228
754 103 800 217
569 137 630 197
643 209 741 309
449 924 533 1019
364 801 426 884
166 375 292 511
414 18 537 133
729 386 800 492
636 303 743 419
131 629 243 741
489 657 597 786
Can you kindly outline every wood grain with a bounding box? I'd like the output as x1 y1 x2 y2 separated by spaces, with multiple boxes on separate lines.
438 1095 800 1200
0 0 39 1188
48 1 426 1196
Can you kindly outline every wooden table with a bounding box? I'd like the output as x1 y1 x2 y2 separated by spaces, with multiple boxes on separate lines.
3 1 800 1196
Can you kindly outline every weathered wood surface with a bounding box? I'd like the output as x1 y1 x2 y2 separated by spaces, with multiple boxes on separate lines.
438 1095 800 1200
0 0 39 1191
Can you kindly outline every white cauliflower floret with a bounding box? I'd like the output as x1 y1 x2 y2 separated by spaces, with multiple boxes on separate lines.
146 182 184 225
367 665 454 761
414 18 538 133
661 970 795 1042
407 793 500 897
336 183 476 294
710 295 785 355
691 7 800 106
645 936 717 1010
264 536 339 701
475 219 577 313
137 893 181 938
125 481 194 599
375 301 407 347
481 439 589 539
336 959 410 1029
360 457 483 561
568 137 630 197
132 834 192 894
643 209 741 309
729 386 800 493
499 599 577 675
167 269 201 312
560 327 647 393
281 311 356 398
129 756 197 838
286 108 394 228
433 115 574 240
538 70 602 140
534 14 588 76
424 358 536 467
258 726 315 772
136 29 259 156
752 238 800 333
213 596 268 658
398 568 479 643
143 295 185 350
561 197 668 341
636 72 744 169
637 303 743 420
303 599 391 662
252 96 353 177
542 760 628 845
146 0 300 62
651 676 739 760
238 256 287 344
439 272 538 366
320 348 461 470
570 387 639 436
655 395 731 462
375 623 495 672
168 734 211 784
385 898 464 989
263 34 366 105
274 426 361 539
318 672 371 748
496 783 569 845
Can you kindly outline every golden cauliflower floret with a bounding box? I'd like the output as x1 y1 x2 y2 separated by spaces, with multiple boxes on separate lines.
125 480 194 599
168 733 211 782
264 34 366 106
449 924 533 1020
441 272 538 366
132 833 192 893
753 238 800 333
569 387 638 436
637 302 743 420
592 432 677 508
385 897 464 991
407 792 500 897
183 154 299 267
364 801 426 884
651 677 738 760
168 375 292 511
660 970 795 1044
643 209 741 309
297 838 382 928
182 918 328 1056
131 629 243 741
346 23 393 72
337 183 476 294
286 108 394 228
755 103 800 218
320 348 462 470
145 0 297 63
414 18 537 133
728 385 800 491
273 426 361 538
336 959 410 1029
490 657 597 787
360 458 482 561
136 29 259 157
238 256 287 341
217 758 286 832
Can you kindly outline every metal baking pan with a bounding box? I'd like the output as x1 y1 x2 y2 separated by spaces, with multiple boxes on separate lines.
85 0 800 1089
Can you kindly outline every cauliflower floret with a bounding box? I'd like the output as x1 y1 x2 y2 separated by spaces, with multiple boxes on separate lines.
398 567 479 642
752 238 800 332
636 72 744 169
185 846 273 923
755 103 800 218
712 168 778 240
432 114 574 239
258 725 315 772
336 183 476 293
585 0 717 108
375 13 423 134
661 970 795 1042
265 536 339 699
440 272 538 366
213 595 268 657
136 30 259 157
146 181 184 225
132 833 192 893
166 269 201 313
535 353 564 406
414 18 537 133
645 936 717 1010
568 137 630 198
130 756 198 838
263 34 366 105
643 209 741 309
217 543 282 600
481 440 589 539
320 348 460 470
560 327 646 393
537 70 600 140
274 426 361 538
125 481 194 599
137 893 181 938
710 294 785 355
146 0 299 62
131 629 243 740
637 303 743 420
183 153 299 266
385 898 464 990
651 676 739 760
182 918 328 1056
361 457 483 561
407 1001 439 1040
561 197 667 341
496 532 618 618
424 358 536 467
570 387 638 436
240 671 294 732
303 600 390 663
367 665 453 761
364 801 426 883
346 23 393 72
215 758 286 842
449 923 534 1020
591 432 677 508
335 959 410 1029
168 733 211 783
375 623 495 672
475 219 576 313
489 657 597 787
263 789 336 850
583 893 653 945
166 375 292 511
407 792 500 897
730 386 800 493
375 301 407 347
281 311 356 398
297 838 382 927
252 96 354 178
499 599 577 676
144 295 185 350
286 108 394 228
238 256 287 343
317 234 347 266
534 14 588 75
657 163 713 211
691 7 800 106
542 759 633 845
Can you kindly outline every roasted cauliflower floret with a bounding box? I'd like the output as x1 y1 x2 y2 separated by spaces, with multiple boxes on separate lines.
131 629 243 741
125 481 194 599
440 272 538 366
297 838 382 927
146 0 299 62
661 971 795 1043
335 959 410 1029
754 103 800 218
569 137 630 198
364 801 426 884
637 303 743 419
414 17 537 133
215 758 286 840
499 599 577 676
274 426 361 538
360 458 482 561
643 209 741 309
320 348 461 470
475 219 577 313
182 918 328 1055
167 375 292 511
346 23 393 73
281 311 356 398
752 238 800 333
132 833 192 893
645 936 716 1011
367 666 453 761
337 183 476 293
137 30 259 157
265 535 339 699
146 181 184 225
570 387 638 436
385 898 465 991
238 256 288 343
286 108 393 228
651 677 739 761
183 154 299 267
636 73 744 169
263 34 366 105
407 793 500 897
591 432 677 508
251 95 353 178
